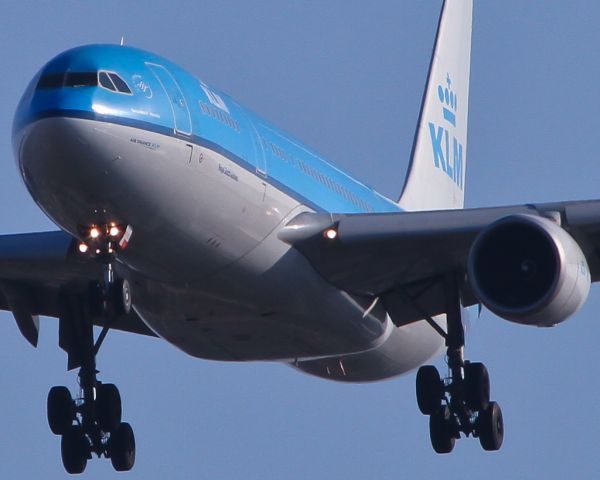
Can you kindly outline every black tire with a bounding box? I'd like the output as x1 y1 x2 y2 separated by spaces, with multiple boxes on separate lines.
121 278 132 315
464 362 490 412
478 401 504 451
61 425 89 474
416 366 443 415
429 406 455 454
109 422 136 472
111 278 132 316
96 383 122 432
47 386 75 435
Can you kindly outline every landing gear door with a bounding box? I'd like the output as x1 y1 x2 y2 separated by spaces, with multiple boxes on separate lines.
146 63 192 136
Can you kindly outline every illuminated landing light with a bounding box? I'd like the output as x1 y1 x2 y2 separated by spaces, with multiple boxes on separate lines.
78 243 89 253
324 228 338 240
109 226 120 237
90 227 101 239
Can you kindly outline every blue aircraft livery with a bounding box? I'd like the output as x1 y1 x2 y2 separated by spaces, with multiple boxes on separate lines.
428 73 463 189
13 1 600 472
14 45 401 217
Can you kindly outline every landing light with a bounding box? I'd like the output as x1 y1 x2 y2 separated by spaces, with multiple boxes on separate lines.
78 243 89 253
90 227 101 239
109 226 120 237
324 228 338 240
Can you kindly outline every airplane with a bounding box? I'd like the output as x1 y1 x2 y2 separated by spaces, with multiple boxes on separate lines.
5 0 598 473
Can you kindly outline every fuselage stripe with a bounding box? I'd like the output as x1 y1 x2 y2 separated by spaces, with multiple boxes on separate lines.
27 109 329 213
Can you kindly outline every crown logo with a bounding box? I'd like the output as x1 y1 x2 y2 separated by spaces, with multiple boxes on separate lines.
437 73 457 126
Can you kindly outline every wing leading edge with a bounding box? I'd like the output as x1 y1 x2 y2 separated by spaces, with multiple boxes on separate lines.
280 200 600 326
0 231 155 346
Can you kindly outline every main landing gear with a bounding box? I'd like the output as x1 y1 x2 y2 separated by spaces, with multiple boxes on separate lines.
415 277 504 453
49 223 135 474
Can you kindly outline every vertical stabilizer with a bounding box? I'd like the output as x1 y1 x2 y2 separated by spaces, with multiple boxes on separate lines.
398 0 473 211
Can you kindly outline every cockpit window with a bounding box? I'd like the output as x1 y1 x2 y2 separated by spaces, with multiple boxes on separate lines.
37 72 98 89
98 71 132 95
108 73 132 94
98 71 115 91
36 70 132 95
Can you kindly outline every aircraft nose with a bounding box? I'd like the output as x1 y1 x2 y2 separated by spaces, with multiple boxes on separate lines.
17 116 120 236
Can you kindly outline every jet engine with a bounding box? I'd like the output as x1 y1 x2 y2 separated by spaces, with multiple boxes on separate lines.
467 214 590 327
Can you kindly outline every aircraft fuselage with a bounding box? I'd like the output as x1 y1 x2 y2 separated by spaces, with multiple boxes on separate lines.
13 45 444 381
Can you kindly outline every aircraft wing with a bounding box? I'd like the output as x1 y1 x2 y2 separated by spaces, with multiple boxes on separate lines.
280 200 600 326
0 230 155 346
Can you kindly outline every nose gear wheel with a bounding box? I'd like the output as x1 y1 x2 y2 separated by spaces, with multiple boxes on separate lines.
49 222 136 473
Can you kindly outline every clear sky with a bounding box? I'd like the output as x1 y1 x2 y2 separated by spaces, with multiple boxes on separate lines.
1 1 600 478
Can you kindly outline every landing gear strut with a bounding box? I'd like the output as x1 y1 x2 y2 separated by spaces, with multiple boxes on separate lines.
415 276 504 453
48 223 135 473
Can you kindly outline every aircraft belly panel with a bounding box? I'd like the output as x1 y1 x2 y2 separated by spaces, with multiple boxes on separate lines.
293 317 446 381
129 204 395 362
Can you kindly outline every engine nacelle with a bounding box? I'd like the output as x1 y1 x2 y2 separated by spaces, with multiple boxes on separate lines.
467 214 590 327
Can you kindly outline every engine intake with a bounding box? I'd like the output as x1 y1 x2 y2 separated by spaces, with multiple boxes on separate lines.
468 214 590 327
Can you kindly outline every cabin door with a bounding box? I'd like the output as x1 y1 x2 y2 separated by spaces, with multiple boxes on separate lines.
146 63 192 136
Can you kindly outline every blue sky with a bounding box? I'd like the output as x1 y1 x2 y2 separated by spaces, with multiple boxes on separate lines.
1 1 600 478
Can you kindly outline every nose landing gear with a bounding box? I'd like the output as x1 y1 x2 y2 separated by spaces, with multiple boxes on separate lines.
48 381 134 474
48 222 136 473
